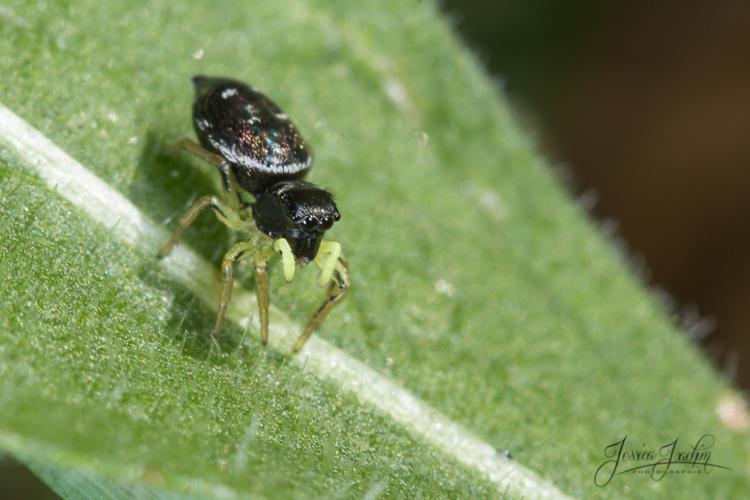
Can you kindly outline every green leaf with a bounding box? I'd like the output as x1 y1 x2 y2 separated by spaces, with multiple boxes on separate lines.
1 1 748 498
26 458 194 500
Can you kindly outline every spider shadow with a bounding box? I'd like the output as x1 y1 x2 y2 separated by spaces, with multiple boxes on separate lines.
139 265 287 367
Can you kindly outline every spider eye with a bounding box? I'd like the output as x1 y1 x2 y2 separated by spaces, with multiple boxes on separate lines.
320 216 333 230
301 217 317 231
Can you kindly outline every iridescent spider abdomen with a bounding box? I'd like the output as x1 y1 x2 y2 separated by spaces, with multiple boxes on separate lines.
192 76 312 195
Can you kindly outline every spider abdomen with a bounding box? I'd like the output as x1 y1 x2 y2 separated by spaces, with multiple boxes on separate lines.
192 76 312 195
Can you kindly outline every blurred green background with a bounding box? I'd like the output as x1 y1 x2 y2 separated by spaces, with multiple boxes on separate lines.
4 0 749 497
441 0 750 390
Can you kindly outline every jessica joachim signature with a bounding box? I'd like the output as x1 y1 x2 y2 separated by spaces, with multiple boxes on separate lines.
594 434 731 487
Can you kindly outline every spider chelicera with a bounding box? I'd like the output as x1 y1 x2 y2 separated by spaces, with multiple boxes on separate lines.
158 76 348 353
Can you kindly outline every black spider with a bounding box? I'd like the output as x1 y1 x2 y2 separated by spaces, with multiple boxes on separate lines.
158 76 348 352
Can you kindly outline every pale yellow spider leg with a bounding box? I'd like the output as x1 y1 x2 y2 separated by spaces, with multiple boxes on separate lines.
293 257 349 353
251 241 275 345
314 240 341 287
169 137 242 211
212 241 255 338
170 138 224 166
273 238 296 282
158 195 238 258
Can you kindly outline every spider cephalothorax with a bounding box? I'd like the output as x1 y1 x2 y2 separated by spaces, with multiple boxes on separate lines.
253 180 341 264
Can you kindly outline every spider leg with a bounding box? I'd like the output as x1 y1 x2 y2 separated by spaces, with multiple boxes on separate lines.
293 256 349 353
254 259 270 345
157 195 241 258
169 138 223 166
169 137 242 210
252 240 275 345
211 241 256 338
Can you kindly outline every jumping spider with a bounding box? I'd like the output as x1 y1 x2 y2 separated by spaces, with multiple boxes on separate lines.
158 76 348 353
